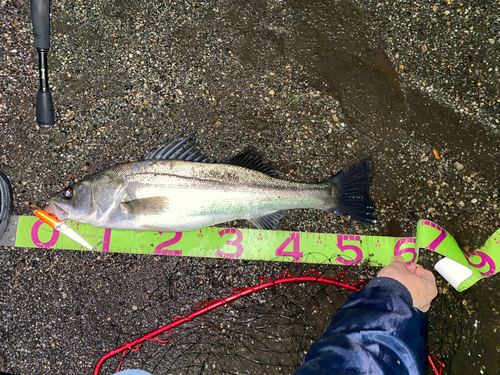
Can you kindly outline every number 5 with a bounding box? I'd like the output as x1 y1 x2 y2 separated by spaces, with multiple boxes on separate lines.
336 235 363 265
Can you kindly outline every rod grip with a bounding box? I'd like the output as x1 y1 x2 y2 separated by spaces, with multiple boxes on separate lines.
30 0 50 50
36 90 55 127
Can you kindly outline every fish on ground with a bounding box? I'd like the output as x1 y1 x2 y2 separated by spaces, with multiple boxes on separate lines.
46 135 376 232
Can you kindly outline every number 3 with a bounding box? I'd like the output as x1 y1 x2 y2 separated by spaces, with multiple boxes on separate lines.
216 229 244 259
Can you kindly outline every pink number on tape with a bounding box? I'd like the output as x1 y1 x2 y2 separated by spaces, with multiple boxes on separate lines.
102 228 112 252
216 229 244 259
31 219 59 248
336 235 363 265
465 251 496 277
421 220 447 251
154 232 183 256
275 232 303 262
394 237 417 265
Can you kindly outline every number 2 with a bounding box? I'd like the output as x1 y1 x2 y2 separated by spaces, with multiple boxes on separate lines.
154 232 183 256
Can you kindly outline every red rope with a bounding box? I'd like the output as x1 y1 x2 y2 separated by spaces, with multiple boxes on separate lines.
93 269 441 375
427 351 445 375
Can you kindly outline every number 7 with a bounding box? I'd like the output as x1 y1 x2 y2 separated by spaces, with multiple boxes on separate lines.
421 221 447 251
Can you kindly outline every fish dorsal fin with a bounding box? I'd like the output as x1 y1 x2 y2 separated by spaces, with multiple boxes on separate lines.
145 134 211 163
249 211 285 230
225 149 279 177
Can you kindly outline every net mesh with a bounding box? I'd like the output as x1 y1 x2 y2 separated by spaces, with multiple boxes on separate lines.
95 257 477 375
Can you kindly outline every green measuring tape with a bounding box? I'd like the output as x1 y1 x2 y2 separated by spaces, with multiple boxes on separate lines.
0 216 498 292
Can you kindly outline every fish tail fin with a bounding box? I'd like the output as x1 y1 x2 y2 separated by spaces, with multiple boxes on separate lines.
324 159 376 224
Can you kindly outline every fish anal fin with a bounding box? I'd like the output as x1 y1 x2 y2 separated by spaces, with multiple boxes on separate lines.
249 211 285 230
225 149 279 178
122 197 170 216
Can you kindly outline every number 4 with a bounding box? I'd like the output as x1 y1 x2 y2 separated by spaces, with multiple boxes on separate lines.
275 232 303 262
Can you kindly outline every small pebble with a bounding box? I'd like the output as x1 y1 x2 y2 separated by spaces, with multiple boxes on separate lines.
454 162 465 171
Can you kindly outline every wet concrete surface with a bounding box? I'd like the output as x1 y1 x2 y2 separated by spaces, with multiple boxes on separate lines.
1 0 499 374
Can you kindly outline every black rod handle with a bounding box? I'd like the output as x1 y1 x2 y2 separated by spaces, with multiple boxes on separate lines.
36 85 55 126
30 0 50 50
31 0 55 127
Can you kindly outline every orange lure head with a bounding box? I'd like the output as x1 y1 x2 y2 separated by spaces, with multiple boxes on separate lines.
33 209 62 229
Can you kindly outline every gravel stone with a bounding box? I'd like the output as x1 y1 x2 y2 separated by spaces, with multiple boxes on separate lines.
0 0 499 374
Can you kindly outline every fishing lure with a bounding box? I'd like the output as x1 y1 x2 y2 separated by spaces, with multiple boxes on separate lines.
34 209 93 250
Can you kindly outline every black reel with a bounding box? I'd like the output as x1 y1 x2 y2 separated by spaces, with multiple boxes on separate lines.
0 172 13 240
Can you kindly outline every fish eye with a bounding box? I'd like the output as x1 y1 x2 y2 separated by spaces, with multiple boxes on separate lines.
63 187 74 199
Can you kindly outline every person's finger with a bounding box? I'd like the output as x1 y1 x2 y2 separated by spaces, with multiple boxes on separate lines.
391 255 405 263
410 266 424 275
420 303 430 313
406 263 418 273
413 267 435 279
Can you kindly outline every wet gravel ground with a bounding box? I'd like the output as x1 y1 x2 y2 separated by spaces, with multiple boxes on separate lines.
1 0 499 374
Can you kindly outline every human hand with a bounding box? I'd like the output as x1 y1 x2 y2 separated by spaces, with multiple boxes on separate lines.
378 256 438 312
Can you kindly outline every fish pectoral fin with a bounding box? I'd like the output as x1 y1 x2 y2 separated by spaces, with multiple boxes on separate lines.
249 211 285 230
122 197 169 216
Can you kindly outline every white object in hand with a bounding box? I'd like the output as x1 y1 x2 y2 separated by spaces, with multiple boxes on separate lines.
434 257 473 290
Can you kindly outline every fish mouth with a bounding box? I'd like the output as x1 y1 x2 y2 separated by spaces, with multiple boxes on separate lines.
46 201 69 220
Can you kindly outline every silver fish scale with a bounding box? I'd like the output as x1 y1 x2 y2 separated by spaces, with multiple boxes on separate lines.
98 159 333 231
122 159 327 200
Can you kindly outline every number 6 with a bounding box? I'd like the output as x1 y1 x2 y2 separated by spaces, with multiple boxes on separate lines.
394 237 417 265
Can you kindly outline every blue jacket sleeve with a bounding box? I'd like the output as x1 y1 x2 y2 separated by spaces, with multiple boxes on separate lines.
293 277 428 375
